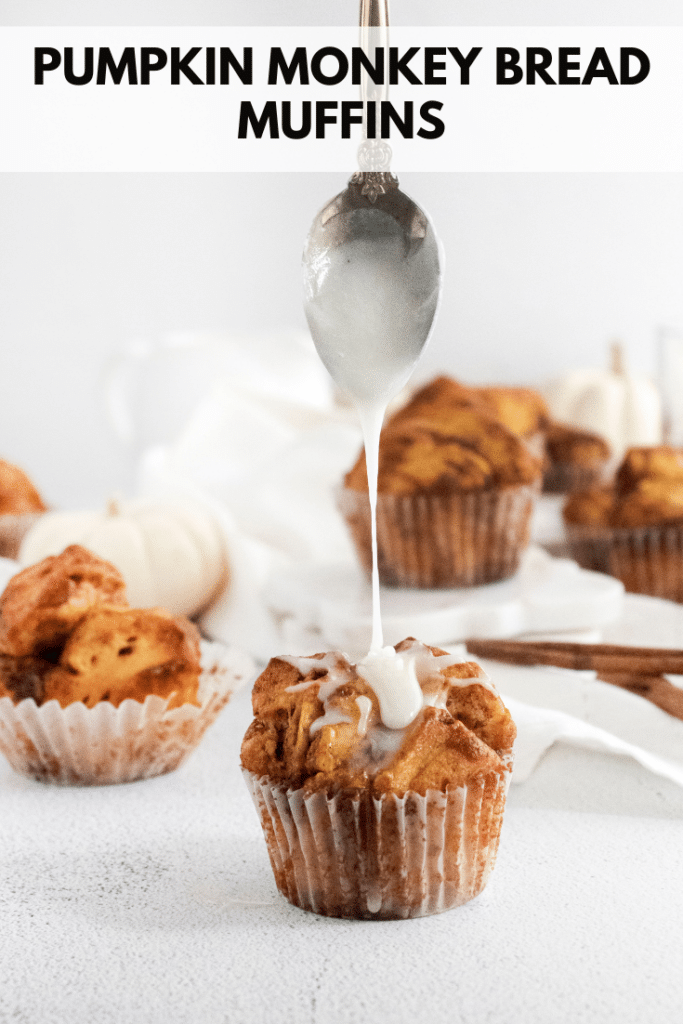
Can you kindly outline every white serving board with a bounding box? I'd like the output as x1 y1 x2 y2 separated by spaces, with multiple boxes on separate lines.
266 546 624 657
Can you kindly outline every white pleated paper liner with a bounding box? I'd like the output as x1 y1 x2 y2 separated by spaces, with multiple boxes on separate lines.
566 521 683 602
243 763 511 920
0 640 254 786
338 483 536 589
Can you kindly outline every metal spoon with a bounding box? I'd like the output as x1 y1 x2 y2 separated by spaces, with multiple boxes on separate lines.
301 0 442 408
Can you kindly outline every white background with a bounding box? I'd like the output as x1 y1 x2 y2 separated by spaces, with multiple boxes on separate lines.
0 0 682 507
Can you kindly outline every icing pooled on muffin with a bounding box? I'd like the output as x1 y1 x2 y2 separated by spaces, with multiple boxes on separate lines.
241 638 515 796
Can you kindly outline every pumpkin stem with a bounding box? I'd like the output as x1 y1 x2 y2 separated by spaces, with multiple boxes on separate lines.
610 341 625 376
106 495 122 517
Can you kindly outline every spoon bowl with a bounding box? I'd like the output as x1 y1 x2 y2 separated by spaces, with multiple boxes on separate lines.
302 171 442 406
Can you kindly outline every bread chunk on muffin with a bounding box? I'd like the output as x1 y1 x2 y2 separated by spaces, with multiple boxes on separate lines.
615 445 683 493
49 606 201 709
345 404 541 495
390 376 551 443
0 544 128 657
473 385 551 441
0 458 47 516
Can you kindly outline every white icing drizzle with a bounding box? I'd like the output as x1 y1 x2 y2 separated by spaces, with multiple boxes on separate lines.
283 652 357 739
368 723 407 761
305 212 439 654
357 399 386 652
310 706 353 736
282 639 497 737
357 646 423 730
281 652 353 683
355 695 373 738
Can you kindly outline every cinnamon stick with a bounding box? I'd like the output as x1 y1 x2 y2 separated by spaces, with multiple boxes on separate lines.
464 639 683 676
464 638 683 722
597 672 683 722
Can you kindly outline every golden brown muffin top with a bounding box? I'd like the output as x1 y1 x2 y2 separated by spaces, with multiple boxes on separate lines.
345 403 542 494
615 446 683 492
545 422 611 468
240 637 516 797
390 375 484 424
563 445 683 529
0 458 47 516
473 386 551 439
562 487 616 527
0 544 128 657
0 546 201 709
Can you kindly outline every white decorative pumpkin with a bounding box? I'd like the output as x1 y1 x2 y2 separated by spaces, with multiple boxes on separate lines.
545 343 662 458
18 497 229 618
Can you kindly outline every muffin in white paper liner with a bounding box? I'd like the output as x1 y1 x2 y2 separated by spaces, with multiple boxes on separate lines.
243 764 511 920
0 640 253 786
338 484 536 589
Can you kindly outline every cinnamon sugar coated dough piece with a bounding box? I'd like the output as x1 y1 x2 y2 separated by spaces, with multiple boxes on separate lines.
616 446 683 492
473 385 551 440
389 375 551 441
0 458 47 515
48 606 201 710
0 544 128 657
390 375 486 422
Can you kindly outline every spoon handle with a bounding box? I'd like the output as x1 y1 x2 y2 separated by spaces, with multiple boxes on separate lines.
360 0 389 30
359 0 389 110
358 0 392 176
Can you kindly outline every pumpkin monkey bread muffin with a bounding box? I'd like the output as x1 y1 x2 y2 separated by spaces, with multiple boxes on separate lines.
0 545 245 784
340 376 542 587
242 637 516 919
563 445 683 601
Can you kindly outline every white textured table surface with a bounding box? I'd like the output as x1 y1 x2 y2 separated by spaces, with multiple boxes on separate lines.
2 677 683 1024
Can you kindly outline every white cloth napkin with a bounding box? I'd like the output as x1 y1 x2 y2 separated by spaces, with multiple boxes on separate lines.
449 592 683 788
132 332 364 660
506 696 683 787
